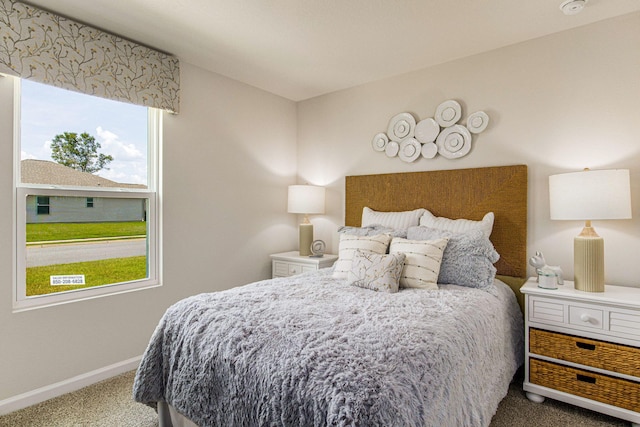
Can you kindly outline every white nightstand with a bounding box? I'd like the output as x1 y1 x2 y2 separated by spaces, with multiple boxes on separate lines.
521 277 640 426
270 251 338 278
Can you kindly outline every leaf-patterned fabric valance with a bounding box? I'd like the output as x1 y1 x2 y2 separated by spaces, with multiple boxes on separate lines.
0 0 180 113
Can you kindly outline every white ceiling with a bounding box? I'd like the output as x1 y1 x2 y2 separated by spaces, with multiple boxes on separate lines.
25 0 640 101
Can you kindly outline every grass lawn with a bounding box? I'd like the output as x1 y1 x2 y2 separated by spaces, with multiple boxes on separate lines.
27 221 146 243
26 256 147 296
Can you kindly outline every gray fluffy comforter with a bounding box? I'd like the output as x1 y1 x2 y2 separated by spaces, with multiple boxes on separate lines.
133 269 523 427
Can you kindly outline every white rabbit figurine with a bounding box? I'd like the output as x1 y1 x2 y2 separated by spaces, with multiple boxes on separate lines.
529 251 564 286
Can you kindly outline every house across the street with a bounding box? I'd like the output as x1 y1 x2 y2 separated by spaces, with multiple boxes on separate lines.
21 159 146 224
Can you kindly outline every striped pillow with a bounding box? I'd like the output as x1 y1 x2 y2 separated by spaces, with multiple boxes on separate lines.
332 233 392 279
419 210 494 239
362 207 426 231
389 237 449 290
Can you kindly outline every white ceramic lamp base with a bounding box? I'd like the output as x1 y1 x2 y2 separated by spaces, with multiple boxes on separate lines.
299 223 313 257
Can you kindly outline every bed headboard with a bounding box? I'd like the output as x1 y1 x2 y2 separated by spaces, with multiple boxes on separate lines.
345 165 528 280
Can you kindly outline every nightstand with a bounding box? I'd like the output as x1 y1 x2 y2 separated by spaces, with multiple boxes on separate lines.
270 251 338 278
521 278 640 426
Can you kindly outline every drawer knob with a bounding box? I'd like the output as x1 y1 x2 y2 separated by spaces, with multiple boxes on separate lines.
580 313 592 323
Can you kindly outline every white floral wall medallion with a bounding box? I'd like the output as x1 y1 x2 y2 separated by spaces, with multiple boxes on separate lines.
387 113 417 142
372 133 388 151
436 125 472 159
398 138 421 163
414 118 440 143
434 100 462 127
421 142 438 159
385 141 400 157
467 111 490 134
371 100 489 162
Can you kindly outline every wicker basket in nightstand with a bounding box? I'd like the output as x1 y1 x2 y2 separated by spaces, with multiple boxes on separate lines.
530 358 640 413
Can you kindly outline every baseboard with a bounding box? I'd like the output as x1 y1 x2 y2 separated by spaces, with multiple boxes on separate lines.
0 355 142 416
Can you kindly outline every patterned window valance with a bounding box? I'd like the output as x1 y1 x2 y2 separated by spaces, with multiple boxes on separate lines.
0 0 180 113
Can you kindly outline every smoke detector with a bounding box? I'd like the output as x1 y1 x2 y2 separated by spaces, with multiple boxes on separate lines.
560 0 588 15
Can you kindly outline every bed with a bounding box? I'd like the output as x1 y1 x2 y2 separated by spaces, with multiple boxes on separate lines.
134 165 528 427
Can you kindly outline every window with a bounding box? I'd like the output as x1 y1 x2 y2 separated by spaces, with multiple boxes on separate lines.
36 196 50 215
14 79 162 310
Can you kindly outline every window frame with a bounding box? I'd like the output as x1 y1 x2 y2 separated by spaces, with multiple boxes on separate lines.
13 78 162 311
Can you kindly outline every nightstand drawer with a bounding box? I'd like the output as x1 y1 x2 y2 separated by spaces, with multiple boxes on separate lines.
610 311 640 339
273 262 314 277
270 252 339 279
273 261 290 277
528 297 565 325
530 358 640 413
568 305 603 330
287 263 312 276
530 328 640 378
528 294 640 341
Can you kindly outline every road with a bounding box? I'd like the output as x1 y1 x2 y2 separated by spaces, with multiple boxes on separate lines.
26 239 146 267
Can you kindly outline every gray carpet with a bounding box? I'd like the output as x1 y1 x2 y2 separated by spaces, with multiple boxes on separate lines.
0 372 156 427
0 369 629 426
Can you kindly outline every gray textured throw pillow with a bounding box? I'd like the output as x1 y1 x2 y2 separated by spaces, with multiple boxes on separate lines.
407 226 499 291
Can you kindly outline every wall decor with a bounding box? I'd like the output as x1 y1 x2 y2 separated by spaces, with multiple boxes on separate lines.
436 125 472 159
467 111 489 134
421 142 438 159
414 118 440 143
372 133 388 151
434 100 462 127
371 100 489 162
387 112 417 142
398 138 421 162
385 140 400 157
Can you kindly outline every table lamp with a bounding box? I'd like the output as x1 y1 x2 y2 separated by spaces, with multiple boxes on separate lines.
549 169 631 292
288 185 325 256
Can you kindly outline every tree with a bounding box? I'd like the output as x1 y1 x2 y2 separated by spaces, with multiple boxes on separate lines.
50 132 113 173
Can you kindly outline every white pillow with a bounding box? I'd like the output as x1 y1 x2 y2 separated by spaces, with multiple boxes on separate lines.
362 207 426 230
389 237 449 290
419 210 494 238
347 250 406 293
332 233 392 279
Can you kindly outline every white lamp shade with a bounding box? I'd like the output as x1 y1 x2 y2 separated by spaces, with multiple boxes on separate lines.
287 185 325 214
549 169 631 221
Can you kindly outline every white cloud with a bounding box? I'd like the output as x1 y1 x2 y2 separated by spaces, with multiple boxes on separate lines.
21 150 37 160
95 126 147 185
96 126 144 161
21 140 52 160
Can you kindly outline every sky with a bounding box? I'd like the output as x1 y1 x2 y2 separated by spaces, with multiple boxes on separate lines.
20 79 149 185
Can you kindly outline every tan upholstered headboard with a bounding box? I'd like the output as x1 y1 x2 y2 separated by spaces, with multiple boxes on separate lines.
345 165 528 279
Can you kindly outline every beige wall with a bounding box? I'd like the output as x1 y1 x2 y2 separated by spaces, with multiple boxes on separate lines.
0 62 298 401
298 12 640 287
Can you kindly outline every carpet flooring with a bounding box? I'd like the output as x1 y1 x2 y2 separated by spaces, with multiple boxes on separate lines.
0 369 630 426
